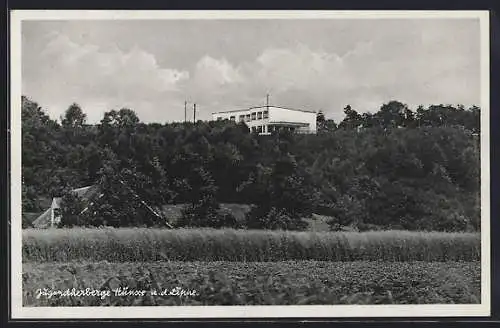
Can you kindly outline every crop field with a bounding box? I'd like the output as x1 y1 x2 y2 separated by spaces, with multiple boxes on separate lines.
23 261 480 306
22 228 481 306
23 228 480 262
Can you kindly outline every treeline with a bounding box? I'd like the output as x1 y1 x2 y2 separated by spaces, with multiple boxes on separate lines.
22 96 480 231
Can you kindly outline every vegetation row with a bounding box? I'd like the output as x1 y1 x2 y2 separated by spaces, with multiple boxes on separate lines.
23 228 480 262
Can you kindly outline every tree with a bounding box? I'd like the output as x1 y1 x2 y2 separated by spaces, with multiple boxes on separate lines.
83 168 168 228
375 100 409 129
402 107 416 128
22 180 38 213
244 134 317 230
59 190 88 227
98 108 140 153
327 175 380 231
465 105 480 133
316 111 326 124
316 111 337 133
100 108 140 128
361 112 378 129
21 96 62 199
21 95 481 232
316 110 326 131
339 105 363 130
61 103 86 128
177 167 237 228
327 195 364 231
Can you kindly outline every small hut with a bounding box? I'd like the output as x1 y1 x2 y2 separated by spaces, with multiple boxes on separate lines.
32 185 101 228
31 181 174 229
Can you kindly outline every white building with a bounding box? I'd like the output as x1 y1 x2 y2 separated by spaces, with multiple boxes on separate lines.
212 105 317 135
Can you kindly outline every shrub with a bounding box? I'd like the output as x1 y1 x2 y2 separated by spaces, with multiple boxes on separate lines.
245 206 308 231
177 200 239 229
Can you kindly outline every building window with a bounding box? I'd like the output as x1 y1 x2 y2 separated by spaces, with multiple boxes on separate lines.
239 115 245 122
230 116 236 121
257 112 262 120
251 112 256 120
257 126 263 133
246 114 251 122
263 111 269 119
251 126 257 133
217 117 222 121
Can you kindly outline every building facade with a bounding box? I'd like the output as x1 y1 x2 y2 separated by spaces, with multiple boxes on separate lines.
212 106 317 135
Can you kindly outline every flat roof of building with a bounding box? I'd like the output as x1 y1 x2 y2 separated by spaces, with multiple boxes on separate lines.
212 105 317 115
269 121 310 127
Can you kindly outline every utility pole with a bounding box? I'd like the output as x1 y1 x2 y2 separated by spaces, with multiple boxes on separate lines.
193 103 196 123
184 101 187 123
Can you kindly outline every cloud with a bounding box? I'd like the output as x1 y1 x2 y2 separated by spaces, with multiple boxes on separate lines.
22 20 480 124
247 40 477 121
194 55 244 86
23 32 189 122
183 43 398 120
186 55 245 106
171 37 479 123
253 45 343 92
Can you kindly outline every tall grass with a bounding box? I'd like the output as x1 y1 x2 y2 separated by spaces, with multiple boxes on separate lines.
22 228 480 262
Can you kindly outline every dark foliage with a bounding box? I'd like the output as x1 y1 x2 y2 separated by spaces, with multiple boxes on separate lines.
22 96 480 231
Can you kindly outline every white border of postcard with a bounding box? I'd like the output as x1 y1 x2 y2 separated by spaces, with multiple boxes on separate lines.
10 10 491 319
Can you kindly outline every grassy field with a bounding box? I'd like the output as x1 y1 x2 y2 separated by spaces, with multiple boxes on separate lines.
23 228 480 262
22 228 481 305
23 261 480 306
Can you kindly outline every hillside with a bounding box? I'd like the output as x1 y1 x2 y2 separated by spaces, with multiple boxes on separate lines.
22 96 480 232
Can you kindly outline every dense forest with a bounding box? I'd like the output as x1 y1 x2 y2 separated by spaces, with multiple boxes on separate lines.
21 96 480 232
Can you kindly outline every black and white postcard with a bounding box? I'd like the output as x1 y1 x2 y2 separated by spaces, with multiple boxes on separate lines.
10 10 491 319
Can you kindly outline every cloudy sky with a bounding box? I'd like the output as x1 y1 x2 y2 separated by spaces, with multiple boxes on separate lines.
22 18 480 124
